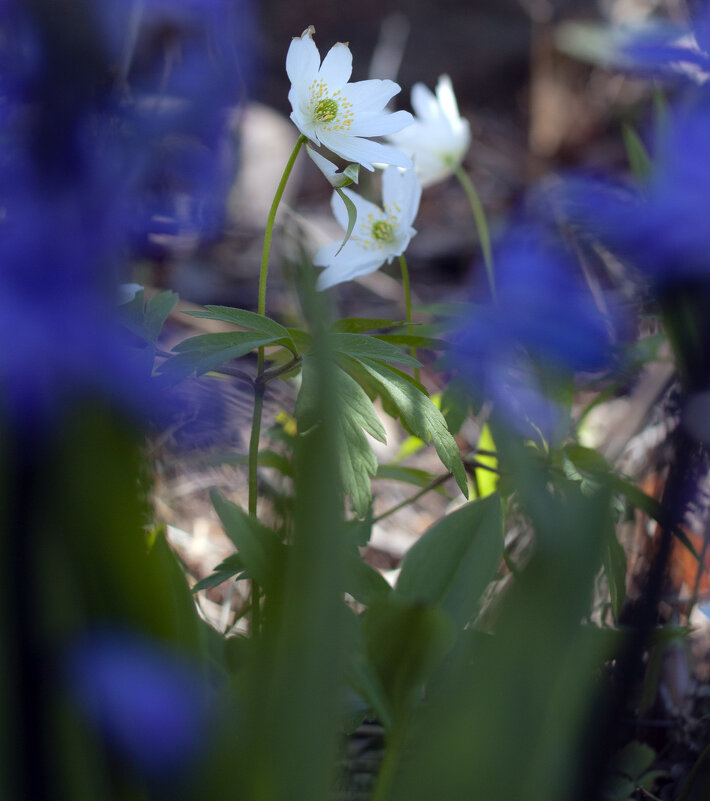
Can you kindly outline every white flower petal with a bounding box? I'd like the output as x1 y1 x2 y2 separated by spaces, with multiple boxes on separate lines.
383 166 421 227
306 145 350 187
411 82 441 122
385 75 470 187
319 131 412 170
316 250 386 290
343 79 402 113
318 42 353 89
286 27 320 94
435 75 461 125
346 109 414 137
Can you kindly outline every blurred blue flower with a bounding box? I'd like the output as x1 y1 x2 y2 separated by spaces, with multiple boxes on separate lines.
550 103 710 289
451 228 616 440
68 631 213 782
0 0 252 426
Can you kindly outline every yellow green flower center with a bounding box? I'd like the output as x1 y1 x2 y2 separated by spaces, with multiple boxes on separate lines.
309 81 354 131
314 98 338 122
371 220 395 243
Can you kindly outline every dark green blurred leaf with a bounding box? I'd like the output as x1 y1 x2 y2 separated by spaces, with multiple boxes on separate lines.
375 465 438 489
374 333 448 350
344 547 392 606
362 596 455 717
602 521 627 621
210 490 285 593
331 318 408 333
144 290 178 342
396 495 503 628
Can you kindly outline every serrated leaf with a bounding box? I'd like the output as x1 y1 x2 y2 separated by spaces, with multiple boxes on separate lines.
334 186 358 257
158 333 280 381
331 318 408 334
297 357 384 517
172 331 289 353
344 356 468 498
144 290 178 342
210 490 285 593
186 305 295 347
330 332 421 367
396 495 503 628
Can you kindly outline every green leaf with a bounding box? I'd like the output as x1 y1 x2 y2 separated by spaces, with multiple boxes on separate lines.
622 123 653 182
144 290 178 342
331 318 408 334
344 547 392 606
375 465 438 489
361 596 455 717
374 333 448 350
207 449 294 478
396 495 503 628
186 305 295 345
343 163 360 184
297 357 385 517
602 521 627 621
334 186 358 257
345 356 468 498
158 332 280 381
172 331 288 353
565 444 701 561
330 332 421 367
612 741 656 781
192 566 245 594
210 490 285 593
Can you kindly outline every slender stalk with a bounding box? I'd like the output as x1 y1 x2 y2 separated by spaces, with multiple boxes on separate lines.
371 727 405 801
248 133 307 520
453 163 495 301
246 133 306 632
398 254 420 383
373 472 451 524
258 134 307 318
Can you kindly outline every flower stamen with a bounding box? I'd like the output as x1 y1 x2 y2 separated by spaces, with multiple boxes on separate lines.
371 220 395 242
314 97 338 122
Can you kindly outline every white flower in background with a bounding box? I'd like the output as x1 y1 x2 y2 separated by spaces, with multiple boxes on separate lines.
286 26 414 171
314 166 421 290
387 75 471 188
306 145 359 187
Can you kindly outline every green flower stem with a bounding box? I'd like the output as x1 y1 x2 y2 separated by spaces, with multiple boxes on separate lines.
371 726 406 801
453 163 496 301
258 134 307 318
246 133 306 632
398 254 420 383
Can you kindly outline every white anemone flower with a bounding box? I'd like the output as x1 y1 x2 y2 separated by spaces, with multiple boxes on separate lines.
387 75 471 188
287 26 414 171
314 166 421 290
